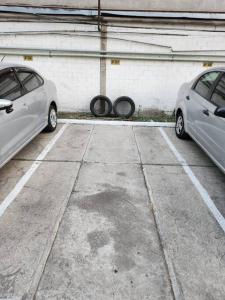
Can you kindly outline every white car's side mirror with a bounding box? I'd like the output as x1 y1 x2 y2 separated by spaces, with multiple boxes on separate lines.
0 99 13 113
214 107 225 118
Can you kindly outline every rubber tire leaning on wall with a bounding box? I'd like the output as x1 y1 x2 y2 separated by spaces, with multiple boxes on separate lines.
90 95 113 117
113 96 136 118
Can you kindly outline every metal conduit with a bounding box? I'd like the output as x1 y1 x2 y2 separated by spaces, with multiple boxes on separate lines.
0 47 224 62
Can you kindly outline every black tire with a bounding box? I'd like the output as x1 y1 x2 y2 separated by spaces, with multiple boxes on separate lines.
175 111 189 139
90 95 112 117
113 96 135 118
45 104 57 132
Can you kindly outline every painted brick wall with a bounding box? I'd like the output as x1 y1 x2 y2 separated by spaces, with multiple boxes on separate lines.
1 22 225 114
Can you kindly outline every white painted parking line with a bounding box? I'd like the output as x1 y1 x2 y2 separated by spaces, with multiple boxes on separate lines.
159 127 225 234
59 118 175 127
0 124 68 219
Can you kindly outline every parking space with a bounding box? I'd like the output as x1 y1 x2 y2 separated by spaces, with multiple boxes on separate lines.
0 126 64 206
1 123 225 299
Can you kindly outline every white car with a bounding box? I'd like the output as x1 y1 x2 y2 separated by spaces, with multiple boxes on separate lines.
175 68 225 174
0 63 58 168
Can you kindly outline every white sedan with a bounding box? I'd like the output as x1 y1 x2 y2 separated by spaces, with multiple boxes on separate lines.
0 63 58 168
175 68 225 174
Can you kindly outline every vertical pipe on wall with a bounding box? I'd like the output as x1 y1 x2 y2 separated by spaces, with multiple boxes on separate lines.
98 0 101 32
98 0 107 112
100 23 107 110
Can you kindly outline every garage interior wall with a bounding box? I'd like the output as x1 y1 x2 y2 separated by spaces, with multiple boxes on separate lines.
1 21 225 114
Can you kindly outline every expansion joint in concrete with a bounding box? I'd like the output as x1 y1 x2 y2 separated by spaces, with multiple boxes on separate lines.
132 126 179 300
32 125 95 300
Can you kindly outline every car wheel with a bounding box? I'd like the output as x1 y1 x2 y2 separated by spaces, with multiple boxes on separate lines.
175 111 189 139
45 104 57 132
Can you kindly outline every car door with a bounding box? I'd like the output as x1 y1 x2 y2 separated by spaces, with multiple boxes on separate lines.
198 73 225 169
187 71 221 149
15 68 47 134
0 68 31 165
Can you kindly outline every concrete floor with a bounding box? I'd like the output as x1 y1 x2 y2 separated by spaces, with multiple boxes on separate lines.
0 123 225 300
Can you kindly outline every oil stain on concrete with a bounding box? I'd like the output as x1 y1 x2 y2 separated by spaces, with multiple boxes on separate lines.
87 230 110 255
75 185 142 272
36 163 173 300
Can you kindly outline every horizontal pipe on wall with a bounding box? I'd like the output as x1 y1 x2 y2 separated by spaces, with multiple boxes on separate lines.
0 47 225 62
2 4 225 16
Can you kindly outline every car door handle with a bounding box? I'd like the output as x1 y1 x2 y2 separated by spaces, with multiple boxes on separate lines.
6 105 13 114
202 109 209 116
186 95 190 100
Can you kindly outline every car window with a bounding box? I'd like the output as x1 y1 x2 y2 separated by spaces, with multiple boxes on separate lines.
194 71 220 99
0 71 22 101
16 71 43 93
211 74 225 107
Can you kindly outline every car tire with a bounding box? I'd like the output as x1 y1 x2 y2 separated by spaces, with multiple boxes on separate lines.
113 96 135 118
175 111 189 139
45 104 57 132
90 95 112 117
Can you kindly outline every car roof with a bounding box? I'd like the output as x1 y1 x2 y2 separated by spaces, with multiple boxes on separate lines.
202 67 225 72
0 63 35 71
190 67 225 83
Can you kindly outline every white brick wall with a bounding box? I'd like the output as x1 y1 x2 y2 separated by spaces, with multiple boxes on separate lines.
107 60 209 113
1 22 225 114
